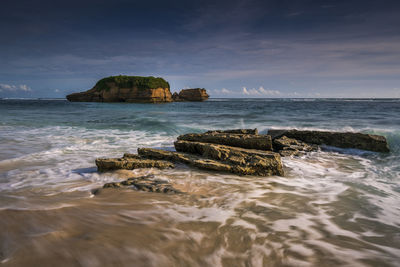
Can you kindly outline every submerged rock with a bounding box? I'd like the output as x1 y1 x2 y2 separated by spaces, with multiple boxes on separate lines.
273 136 318 157
268 129 390 153
95 155 174 172
94 175 180 194
177 132 273 151
173 88 209 101
66 75 173 103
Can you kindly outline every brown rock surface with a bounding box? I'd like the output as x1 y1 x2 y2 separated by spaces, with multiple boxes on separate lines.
273 136 318 157
95 156 174 172
173 140 283 176
136 148 234 172
66 76 173 103
67 87 172 103
138 146 283 176
177 132 273 150
175 88 209 101
268 129 390 153
94 175 180 194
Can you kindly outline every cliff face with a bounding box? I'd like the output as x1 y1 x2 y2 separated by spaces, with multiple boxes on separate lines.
66 76 173 103
172 88 209 101
66 76 210 103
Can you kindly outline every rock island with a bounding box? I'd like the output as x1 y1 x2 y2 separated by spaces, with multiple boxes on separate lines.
66 75 209 103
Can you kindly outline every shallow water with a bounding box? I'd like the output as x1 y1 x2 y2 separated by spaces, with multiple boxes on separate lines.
0 98 400 266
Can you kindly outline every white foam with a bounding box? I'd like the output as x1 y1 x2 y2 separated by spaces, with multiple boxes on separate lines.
0 125 175 194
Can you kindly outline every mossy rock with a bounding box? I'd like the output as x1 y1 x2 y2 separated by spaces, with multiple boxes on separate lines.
94 75 170 92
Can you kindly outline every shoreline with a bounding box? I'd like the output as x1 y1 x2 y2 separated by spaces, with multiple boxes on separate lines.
0 98 399 266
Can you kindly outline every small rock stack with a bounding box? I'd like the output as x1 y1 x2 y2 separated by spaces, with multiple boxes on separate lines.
172 88 209 102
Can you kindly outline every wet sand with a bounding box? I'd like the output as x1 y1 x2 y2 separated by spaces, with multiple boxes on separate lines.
1 160 400 267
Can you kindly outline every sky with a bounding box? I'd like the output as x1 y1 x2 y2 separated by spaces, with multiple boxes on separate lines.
1 0 400 98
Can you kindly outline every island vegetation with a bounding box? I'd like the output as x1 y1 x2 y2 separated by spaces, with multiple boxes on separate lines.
94 75 170 92
66 75 209 103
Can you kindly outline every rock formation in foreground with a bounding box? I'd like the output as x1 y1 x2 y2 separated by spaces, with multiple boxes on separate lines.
177 132 272 150
273 136 318 157
66 76 210 103
172 88 209 101
95 154 174 172
94 128 389 194
92 175 180 195
268 129 390 153
66 75 172 103
139 141 283 176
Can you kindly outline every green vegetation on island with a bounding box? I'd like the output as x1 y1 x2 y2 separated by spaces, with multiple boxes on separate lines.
94 75 170 91
66 75 209 103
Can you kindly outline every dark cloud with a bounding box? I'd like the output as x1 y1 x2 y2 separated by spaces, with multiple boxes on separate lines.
0 0 400 98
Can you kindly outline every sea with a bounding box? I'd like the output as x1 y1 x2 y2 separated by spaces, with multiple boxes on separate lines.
0 98 399 266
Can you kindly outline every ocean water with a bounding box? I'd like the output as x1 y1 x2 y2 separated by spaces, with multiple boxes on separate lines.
0 98 399 266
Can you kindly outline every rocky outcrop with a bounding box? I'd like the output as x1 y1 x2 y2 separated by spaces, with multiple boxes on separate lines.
137 148 243 174
66 75 173 103
174 140 283 176
268 129 390 153
273 136 318 157
95 155 174 172
138 145 284 176
95 128 283 177
92 128 391 196
172 88 209 101
177 132 272 150
93 175 180 194
66 76 211 103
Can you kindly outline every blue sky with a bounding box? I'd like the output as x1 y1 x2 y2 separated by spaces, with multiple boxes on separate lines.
1 0 400 98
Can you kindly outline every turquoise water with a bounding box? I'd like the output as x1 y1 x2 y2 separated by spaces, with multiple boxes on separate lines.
0 98 400 266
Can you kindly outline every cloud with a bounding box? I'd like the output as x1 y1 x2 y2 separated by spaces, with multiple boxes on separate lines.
243 86 281 96
209 88 233 95
258 86 281 96
19 84 31 91
1 0 400 98
0 83 31 92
